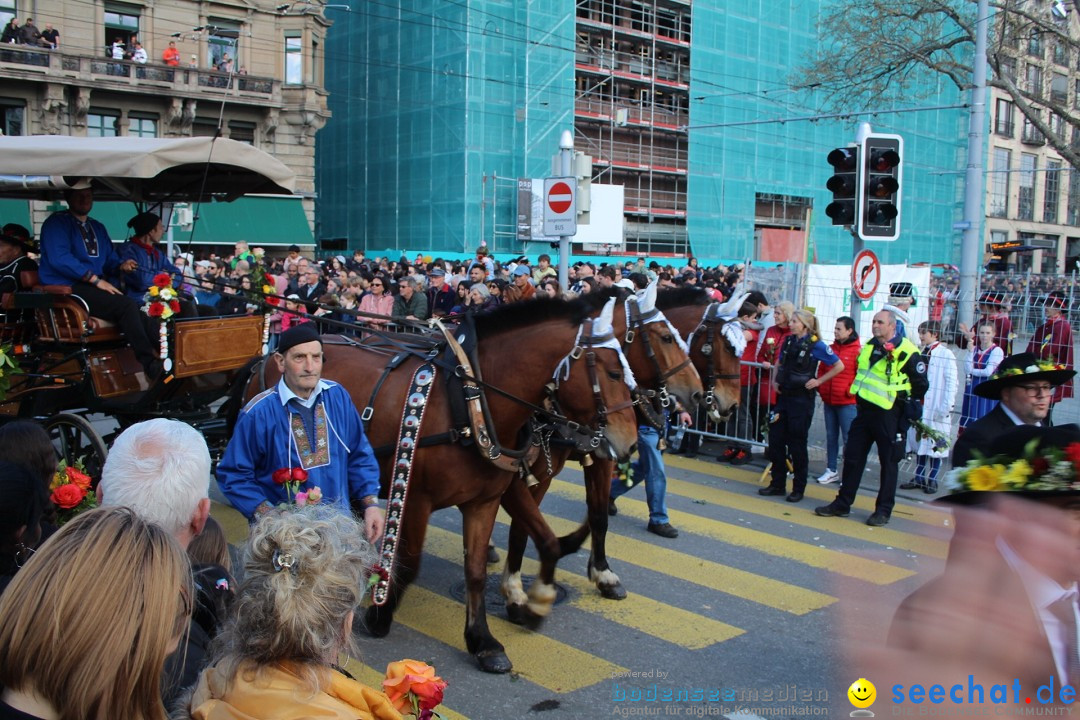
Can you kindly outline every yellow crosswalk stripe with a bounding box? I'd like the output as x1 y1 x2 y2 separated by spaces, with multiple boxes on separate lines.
424 526 744 648
342 661 467 720
494 509 835 615
658 455 954 528
393 586 627 693
546 480 915 585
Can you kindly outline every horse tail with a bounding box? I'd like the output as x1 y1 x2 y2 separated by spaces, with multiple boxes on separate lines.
557 520 591 558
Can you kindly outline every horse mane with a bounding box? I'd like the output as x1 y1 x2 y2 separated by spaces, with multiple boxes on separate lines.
655 286 709 310
473 297 592 339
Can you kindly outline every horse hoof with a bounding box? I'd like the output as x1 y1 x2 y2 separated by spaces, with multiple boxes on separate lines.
363 606 393 638
476 649 513 674
599 582 627 600
505 602 528 626
518 609 547 631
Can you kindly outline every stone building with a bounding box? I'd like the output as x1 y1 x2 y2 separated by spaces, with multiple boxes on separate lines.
0 0 329 245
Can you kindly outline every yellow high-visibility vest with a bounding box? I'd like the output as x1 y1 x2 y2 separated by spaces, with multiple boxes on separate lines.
849 338 918 409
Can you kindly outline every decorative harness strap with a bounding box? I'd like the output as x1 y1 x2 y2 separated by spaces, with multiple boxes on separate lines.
689 302 742 412
624 296 693 430
371 361 437 606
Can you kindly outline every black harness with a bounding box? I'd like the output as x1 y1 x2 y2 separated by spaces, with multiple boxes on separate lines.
624 298 693 430
690 302 741 415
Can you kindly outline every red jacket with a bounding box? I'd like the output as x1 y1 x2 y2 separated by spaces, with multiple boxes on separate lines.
756 324 791 406
741 328 760 387
817 336 861 406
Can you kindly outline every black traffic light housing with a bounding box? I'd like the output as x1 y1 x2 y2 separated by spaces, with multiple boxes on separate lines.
825 147 860 226
858 133 903 241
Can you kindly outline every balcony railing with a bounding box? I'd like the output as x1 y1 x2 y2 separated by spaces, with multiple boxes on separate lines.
1 46 279 100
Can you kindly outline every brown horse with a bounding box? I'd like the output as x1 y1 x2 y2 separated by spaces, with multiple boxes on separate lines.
246 297 638 673
502 286 743 609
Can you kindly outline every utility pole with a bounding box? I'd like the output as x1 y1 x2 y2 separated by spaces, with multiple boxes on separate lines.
958 0 990 330
557 130 573 290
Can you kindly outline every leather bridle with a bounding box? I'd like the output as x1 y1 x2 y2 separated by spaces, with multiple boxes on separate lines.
690 302 741 415
624 298 693 430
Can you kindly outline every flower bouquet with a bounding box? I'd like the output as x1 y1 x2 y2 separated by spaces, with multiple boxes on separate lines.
143 272 181 321
383 659 447 720
0 343 22 402
945 437 1080 494
271 466 322 507
49 459 97 524
912 418 951 452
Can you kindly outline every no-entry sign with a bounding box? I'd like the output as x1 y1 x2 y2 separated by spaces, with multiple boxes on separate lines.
543 177 577 236
851 249 881 301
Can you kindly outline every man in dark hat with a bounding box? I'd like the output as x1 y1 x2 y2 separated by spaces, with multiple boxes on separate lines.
952 352 1077 466
887 424 1080 694
117 212 185 302
217 324 384 541
0 223 38 298
958 291 1012 354
1026 291 1074 422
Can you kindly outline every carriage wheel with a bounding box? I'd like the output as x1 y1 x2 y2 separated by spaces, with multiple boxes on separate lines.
44 413 109 484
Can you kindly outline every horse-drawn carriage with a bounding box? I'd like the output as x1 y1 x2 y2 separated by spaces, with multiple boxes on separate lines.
0 135 295 473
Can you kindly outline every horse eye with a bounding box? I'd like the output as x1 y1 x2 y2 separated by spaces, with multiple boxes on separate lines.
607 370 622 381
661 334 674 344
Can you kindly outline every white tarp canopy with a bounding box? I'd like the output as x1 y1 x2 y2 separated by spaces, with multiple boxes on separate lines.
0 135 296 202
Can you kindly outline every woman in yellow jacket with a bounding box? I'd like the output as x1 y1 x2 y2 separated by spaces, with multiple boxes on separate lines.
187 508 403 720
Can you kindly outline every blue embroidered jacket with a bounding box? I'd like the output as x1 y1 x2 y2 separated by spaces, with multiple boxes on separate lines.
217 379 381 519
39 211 121 286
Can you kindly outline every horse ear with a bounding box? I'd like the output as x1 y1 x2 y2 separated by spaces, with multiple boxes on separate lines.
637 278 658 312
716 291 749 320
596 296 616 333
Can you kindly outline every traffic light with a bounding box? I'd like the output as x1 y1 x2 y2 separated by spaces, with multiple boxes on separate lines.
825 146 860 225
858 133 903 241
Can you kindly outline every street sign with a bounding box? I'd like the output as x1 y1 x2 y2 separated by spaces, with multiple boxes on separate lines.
851 249 881 301
543 177 577 236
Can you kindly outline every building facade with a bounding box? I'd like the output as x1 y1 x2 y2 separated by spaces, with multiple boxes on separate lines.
984 20 1080 275
0 0 328 245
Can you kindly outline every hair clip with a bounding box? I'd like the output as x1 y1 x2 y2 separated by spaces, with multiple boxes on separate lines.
272 549 295 572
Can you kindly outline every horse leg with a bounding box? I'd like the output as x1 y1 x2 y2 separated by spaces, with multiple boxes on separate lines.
499 475 573 629
461 496 513 674
583 456 626 600
364 499 430 639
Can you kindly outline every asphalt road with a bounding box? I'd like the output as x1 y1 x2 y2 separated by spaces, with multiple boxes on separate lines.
210 449 952 720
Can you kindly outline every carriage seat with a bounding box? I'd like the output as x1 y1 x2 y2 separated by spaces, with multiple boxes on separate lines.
27 272 124 344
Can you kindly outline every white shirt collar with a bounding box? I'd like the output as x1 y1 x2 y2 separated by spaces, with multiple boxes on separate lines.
277 377 330 409
1000 402 1040 427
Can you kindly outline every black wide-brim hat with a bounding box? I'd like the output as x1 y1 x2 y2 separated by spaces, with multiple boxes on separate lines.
973 352 1076 399
939 424 1080 506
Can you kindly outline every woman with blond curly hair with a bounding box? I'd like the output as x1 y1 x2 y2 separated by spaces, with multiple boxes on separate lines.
0 506 192 720
187 507 402 719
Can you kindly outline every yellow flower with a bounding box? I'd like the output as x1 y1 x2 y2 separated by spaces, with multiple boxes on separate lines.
263 284 272 294
1001 459 1032 488
148 286 159 297
966 464 1006 492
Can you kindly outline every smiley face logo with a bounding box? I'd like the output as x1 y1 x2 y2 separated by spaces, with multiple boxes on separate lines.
848 678 876 709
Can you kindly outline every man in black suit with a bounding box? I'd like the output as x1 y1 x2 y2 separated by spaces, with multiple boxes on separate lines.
952 352 1076 467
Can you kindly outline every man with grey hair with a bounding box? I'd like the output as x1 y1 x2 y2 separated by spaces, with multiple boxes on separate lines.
392 276 429 322
99 418 216 705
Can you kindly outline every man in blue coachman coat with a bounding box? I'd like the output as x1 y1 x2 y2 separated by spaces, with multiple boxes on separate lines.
217 324 385 541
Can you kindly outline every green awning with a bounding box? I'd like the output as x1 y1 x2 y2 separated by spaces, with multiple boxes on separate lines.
91 196 312 246
0 199 32 233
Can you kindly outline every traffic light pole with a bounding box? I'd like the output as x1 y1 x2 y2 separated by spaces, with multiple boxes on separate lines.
957 0 990 331
850 227 864 329
557 130 573 290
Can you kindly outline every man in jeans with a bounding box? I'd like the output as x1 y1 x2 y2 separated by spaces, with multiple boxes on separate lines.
609 406 692 539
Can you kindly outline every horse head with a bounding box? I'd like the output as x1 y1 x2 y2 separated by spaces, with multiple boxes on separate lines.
549 297 638 462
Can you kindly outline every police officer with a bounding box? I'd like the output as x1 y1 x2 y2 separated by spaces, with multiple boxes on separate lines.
815 310 928 526
758 309 844 502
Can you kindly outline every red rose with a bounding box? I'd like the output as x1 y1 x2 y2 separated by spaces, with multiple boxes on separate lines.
265 296 280 307
65 467 93 491
153 272 172 289
1032 457 1051 475
147 302 164 318
290 467 308 482
883 342 895 353
51 483 85 509
272 468 291 485
169 300 181 313
1065 443 1080 467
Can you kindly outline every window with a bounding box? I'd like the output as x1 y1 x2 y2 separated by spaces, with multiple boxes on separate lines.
285 35 302 85
207 20 241 70
0 98 23 136
129 115 156 138
995 98 1015 137
990 147 1011 218
1019 152 1037 221
1051 112 1066 138
1000 56 1017 83
0 0 14 27
228 120 255 144
191 118 219 137
1055 41 1071 66
1027 64 1044 97
1052 73 1069 104
1045 160 1062 224
87 111 119 137
991 230 1009 253
1069 171 1080 226
103 2 140 54
1022 111 1045 144
1029 32 1044 58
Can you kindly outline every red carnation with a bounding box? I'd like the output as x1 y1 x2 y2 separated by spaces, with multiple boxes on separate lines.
1032 457 1051 475
272 468 291 485
290 467 309 482
147 302 164 318
153 272 172 289
169 300 181 313
51 483 85 510
1065 443 1080 468
265 296 280 307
